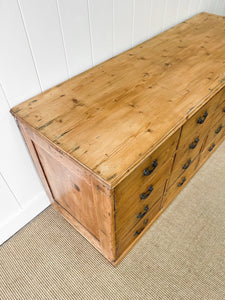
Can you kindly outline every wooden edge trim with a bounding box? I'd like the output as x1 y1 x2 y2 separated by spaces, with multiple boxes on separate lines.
91 176 116 262
17 121 55 204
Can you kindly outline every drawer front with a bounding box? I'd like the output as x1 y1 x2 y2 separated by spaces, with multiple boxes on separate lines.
168 144 200 188
178 95 218 151
115 130 180 210
179 128 207 156
198 142 216 168
213 99 225 124
116 199 161 257
203 116 225 152
163 156 200 208
199 123 225 167
213 87 225 120
115 159 171 238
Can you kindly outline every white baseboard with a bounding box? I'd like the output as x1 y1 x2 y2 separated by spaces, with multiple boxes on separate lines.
0 191 50 245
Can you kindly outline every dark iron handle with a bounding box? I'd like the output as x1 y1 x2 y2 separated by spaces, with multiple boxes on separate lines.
197 110 208 124
215 124 222 134
183 158 191 170
137 205 149 219
134 219 148 236
223 107 225 112
208 143 215 152
140 185 154 200
143 160 158 176
189 137 199 149
177 177 186 187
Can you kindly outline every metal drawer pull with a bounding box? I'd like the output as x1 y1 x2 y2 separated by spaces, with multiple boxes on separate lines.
208 143 215 152
134 219 148 236
189 137 199 149
137 205 149 219
215 124 222 134
177 177 186 187
197 110 208 124
143 159 158 176
140 185 154 200
183 158 191 170
223 107 225 112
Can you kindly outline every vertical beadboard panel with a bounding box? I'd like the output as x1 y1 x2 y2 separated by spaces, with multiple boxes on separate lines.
188 0 201 16
0 0 41 107
176 0 192 22
213 0 225 15
114 0 133 55
162 0 180 31
19 0 69 91
133 0 151 46
198 0 207 12
0 89 9 122
207 0 218 13
57 0 93 77
0 85 45 208
202 0 214 12
88 0 113 65
149 0 166 37
0 172 21 226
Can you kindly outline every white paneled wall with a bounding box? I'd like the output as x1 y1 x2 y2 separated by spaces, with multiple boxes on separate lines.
0 0 224 245
18 0 69 91
133 0 152 45
57 0 93 77
89 0 114 65
113 0 133 55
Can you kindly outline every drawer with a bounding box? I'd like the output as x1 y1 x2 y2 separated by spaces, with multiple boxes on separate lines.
115 130 179 210
162 156 200 208
178 95 217 151
198 142 216 168
116 199 161 257
213 87 225 120
213 99 225 124
202 116 225 152
178 131 204 160
115 159 171 236
199 131 225 169
168 145 200 188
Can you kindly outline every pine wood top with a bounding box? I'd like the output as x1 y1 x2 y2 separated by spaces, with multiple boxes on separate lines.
11 12 225 187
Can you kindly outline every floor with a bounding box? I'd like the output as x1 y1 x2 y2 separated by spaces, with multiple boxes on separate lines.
0 141 225 299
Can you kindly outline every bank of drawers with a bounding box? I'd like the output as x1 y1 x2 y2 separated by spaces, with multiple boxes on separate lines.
168 86 225 188
116 160 172 255
163 87 225 209
115 130 180 256
115 86 225 257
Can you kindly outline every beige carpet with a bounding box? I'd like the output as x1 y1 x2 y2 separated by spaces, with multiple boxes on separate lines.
1 142 225 300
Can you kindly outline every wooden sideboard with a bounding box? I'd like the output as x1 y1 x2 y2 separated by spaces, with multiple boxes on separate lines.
11 13 225 265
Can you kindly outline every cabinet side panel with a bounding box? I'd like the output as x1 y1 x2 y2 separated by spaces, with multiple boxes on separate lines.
34 143 100 239
17 120 102 251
